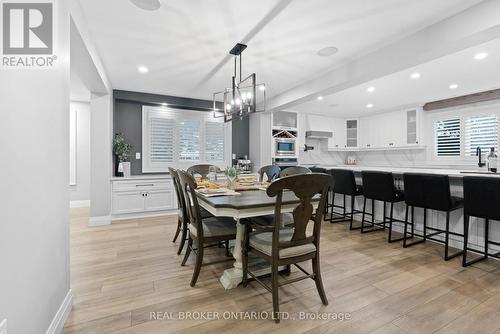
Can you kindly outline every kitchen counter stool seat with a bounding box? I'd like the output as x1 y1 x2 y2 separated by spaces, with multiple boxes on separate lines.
463 176 500 266
402 173 464 261
361 171 406 242
328 169 365 230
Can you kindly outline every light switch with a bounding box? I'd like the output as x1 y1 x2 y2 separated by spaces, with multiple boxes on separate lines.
0 319 7 334
136 152 141 160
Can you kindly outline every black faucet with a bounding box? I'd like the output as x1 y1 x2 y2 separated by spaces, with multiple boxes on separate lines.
477 147 486 167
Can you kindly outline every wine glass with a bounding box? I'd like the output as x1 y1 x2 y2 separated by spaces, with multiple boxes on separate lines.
227 167 237 188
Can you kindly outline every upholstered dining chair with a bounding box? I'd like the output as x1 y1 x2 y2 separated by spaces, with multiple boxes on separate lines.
242 173 332 322
258 165 281 182
177 170 236 287
187 164 221 180
279 166 312 178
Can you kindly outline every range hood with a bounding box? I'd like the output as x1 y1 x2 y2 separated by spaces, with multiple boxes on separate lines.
305 131 332 139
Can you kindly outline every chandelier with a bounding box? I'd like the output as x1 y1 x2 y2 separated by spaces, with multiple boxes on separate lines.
213 43 266 122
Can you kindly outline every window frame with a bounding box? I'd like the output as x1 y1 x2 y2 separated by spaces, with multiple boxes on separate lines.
142 106 231 173
429 103 500 163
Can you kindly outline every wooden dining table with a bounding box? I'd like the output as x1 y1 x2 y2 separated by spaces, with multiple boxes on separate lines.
196 189 319 290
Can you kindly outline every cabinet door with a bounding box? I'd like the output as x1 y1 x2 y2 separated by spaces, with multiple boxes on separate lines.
144 190 174 211
406 109 418 145
112 191 145 214
345 119 358 148
328 118 346 149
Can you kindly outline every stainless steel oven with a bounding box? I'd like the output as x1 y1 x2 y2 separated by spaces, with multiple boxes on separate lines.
274 138 296 156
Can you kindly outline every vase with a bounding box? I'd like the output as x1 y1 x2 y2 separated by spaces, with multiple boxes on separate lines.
114 156 123 177
122 162 131 178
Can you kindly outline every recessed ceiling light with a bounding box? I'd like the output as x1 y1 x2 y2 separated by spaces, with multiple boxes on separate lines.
367 86 375 93
410 72 421 79
366 104 373 108
449 84 458 90
317 47 339 57
317 96 323 101
130 0 161 11
474 52 488 60
138 65 149 73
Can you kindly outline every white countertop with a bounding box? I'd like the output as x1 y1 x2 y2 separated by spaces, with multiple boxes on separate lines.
317 165 500 178
111 174 171 181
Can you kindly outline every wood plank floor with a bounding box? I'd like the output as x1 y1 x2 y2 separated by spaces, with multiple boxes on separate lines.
63 208 500 334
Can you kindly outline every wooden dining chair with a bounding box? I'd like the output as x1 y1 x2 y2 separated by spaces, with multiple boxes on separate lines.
169 167 187 254
177 170 237 286
187 164 221 180
242 173 332 322
258 165 281 182
279 166 311 178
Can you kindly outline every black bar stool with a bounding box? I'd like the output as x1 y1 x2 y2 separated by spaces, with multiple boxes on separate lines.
402 173 464 261
463 176 500 266
328 169 364 230
361 171 405 242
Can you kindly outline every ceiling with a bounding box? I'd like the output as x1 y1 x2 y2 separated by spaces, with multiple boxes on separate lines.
78 0 483 103
294 37 500 117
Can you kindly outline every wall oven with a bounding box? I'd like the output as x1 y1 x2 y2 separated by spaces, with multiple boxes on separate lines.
274 138 296 157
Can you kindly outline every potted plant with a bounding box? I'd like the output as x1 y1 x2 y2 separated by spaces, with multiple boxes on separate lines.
113 133 133 177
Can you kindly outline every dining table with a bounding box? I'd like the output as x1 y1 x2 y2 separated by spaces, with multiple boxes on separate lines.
196 187 319 290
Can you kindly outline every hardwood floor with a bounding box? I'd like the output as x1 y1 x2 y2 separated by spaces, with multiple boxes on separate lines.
63 208 500 334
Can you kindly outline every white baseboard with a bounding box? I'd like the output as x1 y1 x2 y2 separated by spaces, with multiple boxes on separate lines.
112 210 177 221
70 200 90 208
88 215 112 226
46 289 72 334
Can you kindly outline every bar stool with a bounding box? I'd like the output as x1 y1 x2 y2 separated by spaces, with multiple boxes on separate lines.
463 176 500 266
361 171 405 242
310 167 331 219
328 169 364 230
402 173 464 261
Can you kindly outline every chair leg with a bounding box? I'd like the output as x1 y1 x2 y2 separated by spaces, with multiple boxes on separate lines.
177 221 188 255
403 204 409 247
444 211 463 261
423 208 427 241
388 202 394 242
343 194 346 218
411 206 415 236
463 216 488 266
485 219 489 258
462 214 469 267
271 262 280 323
329 193 335 222
312 255 328 306
361 197 367 233
349 195 355 230
324 191 329 220
383 201 387 230
181 237 192 266
172 217 181 242
190 239 203 287
371 199 375 226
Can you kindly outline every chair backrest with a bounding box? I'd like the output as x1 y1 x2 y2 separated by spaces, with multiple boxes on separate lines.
177 170 203 238
404 173 452 210
362 171 397 202
187 164 220 179
266 173 333 254
331 169 357 195
279 166 312 178
168 167 187 221
259 165 281 182
463 176 500 220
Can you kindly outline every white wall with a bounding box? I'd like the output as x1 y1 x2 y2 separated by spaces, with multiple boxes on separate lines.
0 2 71 334
70 101 91 204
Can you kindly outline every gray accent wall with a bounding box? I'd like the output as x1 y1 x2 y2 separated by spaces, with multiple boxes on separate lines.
113 90 249 175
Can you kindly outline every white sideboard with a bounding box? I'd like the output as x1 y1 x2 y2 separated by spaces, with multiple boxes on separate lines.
111 175 177 219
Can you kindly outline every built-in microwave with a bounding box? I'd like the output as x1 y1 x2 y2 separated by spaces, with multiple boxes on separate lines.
274 138 296 156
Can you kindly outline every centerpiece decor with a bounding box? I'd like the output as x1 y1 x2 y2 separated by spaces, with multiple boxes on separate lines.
224 166 240 189
113 133 133 177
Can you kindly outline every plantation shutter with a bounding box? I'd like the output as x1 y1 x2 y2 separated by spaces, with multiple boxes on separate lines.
205 122 225 162
150 117 175 162
178 120 200 161
434 119 461 157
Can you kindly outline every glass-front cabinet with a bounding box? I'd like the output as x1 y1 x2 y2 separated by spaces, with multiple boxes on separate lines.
346 119 358 148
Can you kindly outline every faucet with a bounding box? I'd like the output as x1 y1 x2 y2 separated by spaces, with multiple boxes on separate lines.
477 147 486 167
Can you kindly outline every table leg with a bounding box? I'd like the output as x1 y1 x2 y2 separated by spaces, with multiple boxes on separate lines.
220 218 244 289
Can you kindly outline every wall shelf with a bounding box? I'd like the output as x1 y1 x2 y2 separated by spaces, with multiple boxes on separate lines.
327 145 426 152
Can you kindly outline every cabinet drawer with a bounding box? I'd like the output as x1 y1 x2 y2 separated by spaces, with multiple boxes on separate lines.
113 179 172 192
112 191 145 214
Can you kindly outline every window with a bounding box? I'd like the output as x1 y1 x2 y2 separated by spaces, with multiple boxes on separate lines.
465 115 498 157
434 118 461 157
142 106 228 172
178 120 200 161
150 117 175 162
205 122 224 162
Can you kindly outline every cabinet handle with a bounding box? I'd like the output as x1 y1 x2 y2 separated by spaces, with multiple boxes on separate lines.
136 184 154 187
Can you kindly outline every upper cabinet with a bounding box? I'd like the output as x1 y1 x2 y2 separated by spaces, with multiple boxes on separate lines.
345 119 359 148
406 109 421 145
272 111 297 130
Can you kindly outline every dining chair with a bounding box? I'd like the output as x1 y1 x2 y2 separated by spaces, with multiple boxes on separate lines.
169 167 188 254
187 164 221 180
279 166 311 178
177 170 237 286
242 173 332 323
258 165 281 182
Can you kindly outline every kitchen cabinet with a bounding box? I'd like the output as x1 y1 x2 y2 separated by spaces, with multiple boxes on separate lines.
111 177 176 217
327 118 346 150
345 119 358 148
406 109 422 145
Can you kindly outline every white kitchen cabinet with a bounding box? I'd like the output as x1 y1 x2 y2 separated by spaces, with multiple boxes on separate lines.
328 118 346 149
111 176 176 217
345 119 358 148
305 114 332 132
406 109 422 145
